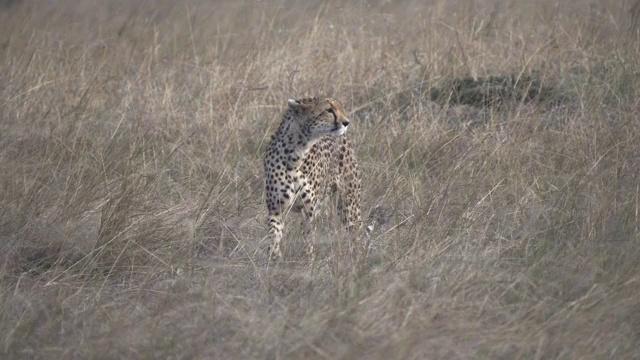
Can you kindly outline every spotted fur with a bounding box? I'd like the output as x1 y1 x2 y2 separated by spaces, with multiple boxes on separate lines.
264 97 361 260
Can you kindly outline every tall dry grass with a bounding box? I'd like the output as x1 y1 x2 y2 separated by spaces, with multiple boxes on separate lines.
1 0 639 358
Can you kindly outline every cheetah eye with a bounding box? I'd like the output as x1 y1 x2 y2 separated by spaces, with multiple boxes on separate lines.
326 108 338 121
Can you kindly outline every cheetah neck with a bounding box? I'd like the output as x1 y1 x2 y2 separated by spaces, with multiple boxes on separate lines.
277 117 322 169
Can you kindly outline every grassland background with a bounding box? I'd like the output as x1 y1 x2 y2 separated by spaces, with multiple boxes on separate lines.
1 0 640 358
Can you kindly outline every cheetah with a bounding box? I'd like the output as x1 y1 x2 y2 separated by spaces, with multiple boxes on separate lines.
264 97 361 261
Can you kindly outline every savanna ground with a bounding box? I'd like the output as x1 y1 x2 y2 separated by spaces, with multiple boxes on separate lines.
2 0 640 358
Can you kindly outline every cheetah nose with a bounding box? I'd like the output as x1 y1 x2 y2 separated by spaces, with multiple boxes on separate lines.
342 120 350 127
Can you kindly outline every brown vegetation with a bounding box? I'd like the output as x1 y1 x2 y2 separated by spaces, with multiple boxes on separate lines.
1 0 639 358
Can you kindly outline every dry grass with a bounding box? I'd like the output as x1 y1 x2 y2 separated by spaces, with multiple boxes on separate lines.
1 0 640 358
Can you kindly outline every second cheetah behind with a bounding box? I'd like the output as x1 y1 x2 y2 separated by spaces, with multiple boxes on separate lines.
264 97 361 260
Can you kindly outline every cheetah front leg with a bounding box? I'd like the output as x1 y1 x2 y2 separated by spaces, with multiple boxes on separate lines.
299 184 320 263
266 183 295 261
267 212 284 261
337 175 362 232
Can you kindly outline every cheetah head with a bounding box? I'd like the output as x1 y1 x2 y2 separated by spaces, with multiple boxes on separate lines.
287 97 351 140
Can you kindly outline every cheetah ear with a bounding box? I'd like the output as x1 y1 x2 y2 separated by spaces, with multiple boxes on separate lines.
287 99 301 109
